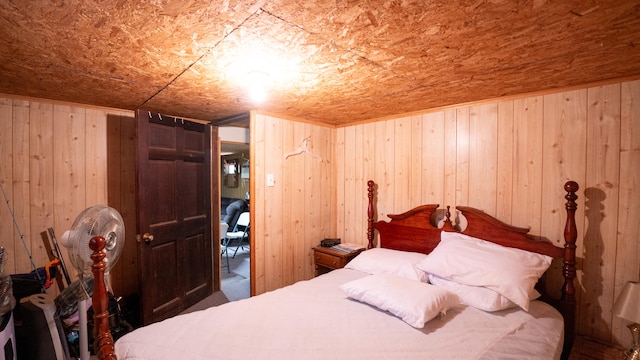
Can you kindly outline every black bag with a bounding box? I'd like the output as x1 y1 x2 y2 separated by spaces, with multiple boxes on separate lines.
10 267 56 301
320 238 341 247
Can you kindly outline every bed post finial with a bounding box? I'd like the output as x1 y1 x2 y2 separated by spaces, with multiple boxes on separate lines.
440 205 455 232
367 180 376 249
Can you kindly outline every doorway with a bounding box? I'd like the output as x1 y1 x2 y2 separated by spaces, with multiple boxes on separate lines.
219 138 250 301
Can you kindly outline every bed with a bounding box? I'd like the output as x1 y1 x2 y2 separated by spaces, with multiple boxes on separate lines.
89 180 579 360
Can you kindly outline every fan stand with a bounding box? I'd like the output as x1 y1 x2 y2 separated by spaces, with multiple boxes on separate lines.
89 236 117 360
79 298 89 360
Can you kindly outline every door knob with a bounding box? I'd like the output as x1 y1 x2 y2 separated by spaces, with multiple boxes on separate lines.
138 233 154 244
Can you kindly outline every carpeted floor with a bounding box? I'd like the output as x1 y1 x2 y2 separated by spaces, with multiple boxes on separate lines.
181 241 250 314
221 242 250 301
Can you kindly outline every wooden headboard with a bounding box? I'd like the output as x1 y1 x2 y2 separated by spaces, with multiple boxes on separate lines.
366 179 578 359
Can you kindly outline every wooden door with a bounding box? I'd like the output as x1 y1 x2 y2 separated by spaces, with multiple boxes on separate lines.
136 110 213 325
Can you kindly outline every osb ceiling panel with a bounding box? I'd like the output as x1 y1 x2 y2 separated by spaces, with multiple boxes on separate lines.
0 0 260 110
0 0 639 127
145 11 416 122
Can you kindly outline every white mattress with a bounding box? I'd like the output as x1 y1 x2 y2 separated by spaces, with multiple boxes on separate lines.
115 269 563 359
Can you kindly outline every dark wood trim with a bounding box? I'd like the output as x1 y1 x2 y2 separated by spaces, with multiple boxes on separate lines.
210 112 250 127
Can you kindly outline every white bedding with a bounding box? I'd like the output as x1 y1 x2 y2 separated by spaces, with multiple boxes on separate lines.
115 269 563 360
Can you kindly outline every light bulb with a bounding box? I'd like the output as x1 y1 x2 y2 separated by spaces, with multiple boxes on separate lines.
249 83 268 103
247 70 271 104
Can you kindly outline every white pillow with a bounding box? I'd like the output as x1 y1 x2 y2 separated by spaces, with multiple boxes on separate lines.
416 231 552 311
340 274 459 328
344 248 429 282
428 274 541 312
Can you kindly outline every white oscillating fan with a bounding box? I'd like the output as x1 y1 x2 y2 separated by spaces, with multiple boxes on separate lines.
60 205 125 360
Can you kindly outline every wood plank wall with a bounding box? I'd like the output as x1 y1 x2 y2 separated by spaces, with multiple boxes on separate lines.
334 80 640 347
251 112 335 295
0 97 135 298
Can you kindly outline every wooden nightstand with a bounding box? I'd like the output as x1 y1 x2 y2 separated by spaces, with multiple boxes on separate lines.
568 335 626 360
313 246 363 276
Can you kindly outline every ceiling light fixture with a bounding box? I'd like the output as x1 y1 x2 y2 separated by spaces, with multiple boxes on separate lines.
247 70 271 104
223 42 300 104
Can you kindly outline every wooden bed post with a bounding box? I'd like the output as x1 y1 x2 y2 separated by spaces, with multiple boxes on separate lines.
562 181 578 302
367 180 375 249
90 236 117 360
561 180 578 359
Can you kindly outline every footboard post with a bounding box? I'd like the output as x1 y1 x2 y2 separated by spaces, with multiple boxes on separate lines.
561 180 579 359
367 180 375 249
90 236 117 360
